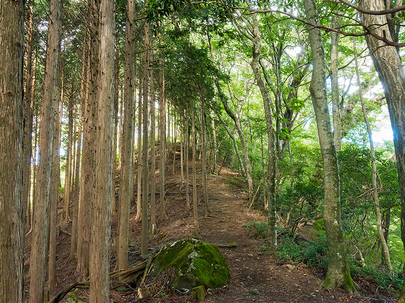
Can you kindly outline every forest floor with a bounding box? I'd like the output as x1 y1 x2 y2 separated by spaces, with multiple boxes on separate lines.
24 154 398 303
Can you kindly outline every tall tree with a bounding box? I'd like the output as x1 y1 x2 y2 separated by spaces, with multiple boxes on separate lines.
357 0 405 299
150 55 157 234
303 0 355 291
48 68 63 289
0 0 25 302
118 0 136 270
141 20 151 257
29 0 61 301
89 0 115 300
159 29 168 219
64 93 74 221
77 0 99 280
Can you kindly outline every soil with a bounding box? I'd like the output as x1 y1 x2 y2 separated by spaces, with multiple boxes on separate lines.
23 155 398 303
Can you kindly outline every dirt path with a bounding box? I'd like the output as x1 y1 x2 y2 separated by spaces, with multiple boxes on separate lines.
196 171 368 303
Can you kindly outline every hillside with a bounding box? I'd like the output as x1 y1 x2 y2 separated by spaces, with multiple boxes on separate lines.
24 157 397 303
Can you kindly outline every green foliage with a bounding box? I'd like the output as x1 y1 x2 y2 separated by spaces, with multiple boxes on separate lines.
243 221 269 239
276 232 328 270
339 143 402 271
350 263 403 292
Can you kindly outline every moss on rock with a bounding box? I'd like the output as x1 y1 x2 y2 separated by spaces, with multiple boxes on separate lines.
150 239 229 290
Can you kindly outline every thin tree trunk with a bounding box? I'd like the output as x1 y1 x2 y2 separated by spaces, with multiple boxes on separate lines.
70 112 82 260
136 68 143 222
159 31 168 219
331 15 343 151
117 0 135 271
200 99 209 217
31 112 39 233
29 0 61 300
111 42 120 217
0 1 25 301
210 110 217 174
64 93 74 222
172 112 176 175
261 135 267 209
185 108 190 210
180 130 185 188
192 103 199 234
141 22 150 257
354 37 393 273
150 55 157 235
89 0 115 300
71 118 77 188
49 74 62 289
303 0 354 291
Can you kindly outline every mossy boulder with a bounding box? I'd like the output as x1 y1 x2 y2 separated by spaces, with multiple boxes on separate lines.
150 239 229 291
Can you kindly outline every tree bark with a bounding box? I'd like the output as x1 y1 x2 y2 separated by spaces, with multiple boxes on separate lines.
0 1 25 302
29 0 61 300
150 54 157 235
70 108 82 260
331 15 343 151
49 68 63 289
192 103 200 234
136 62 143 222
89 0 115 300
185 108 190 210
117 0 135 271
159 30 168 219
200 99 209 217
77 0 99 280
210 110 218 174
111 42 120 217
141 21 150 257
303 0 355 292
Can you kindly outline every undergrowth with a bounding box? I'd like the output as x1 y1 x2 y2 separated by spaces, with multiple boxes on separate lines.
244 221 403 293
276 230 403 293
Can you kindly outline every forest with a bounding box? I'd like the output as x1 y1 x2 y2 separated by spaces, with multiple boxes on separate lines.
1 0 405 302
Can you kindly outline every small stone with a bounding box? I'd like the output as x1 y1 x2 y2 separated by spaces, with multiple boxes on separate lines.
249 288 260 295
286 264 296 270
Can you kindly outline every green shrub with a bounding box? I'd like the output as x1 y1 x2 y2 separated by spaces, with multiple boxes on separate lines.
243 221 269 239
276 233 328 269
349 262 403 292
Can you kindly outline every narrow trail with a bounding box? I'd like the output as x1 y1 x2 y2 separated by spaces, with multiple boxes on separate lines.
194 171 378 303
